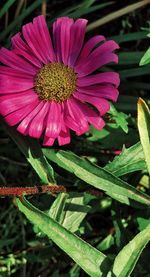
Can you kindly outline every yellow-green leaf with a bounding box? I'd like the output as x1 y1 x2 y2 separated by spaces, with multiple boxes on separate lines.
137 98 150 175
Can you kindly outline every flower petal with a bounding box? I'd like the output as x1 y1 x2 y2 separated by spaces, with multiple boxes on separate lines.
76 101 105 130
17 101 45 135
0 48 37 75
58 127 70 146
11 32 42 68
43 136 55 146
4 100 39 126
68 18 88 66
65 97 89 135
75 35 105 66
0 66 33 79
45 101 62 138
74 92 110 116
77 72 120 88
0 90 38 116
77 85 119 102
75 41 119 77
33 15 56 62
0 74 34 94
53 17 73 64
28 102 49 138
22 22 48 64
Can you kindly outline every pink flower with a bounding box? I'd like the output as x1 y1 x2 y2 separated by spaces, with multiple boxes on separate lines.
0 16 119 146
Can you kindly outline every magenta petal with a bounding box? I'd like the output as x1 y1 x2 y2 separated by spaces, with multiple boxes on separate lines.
77 85 119 102
0 90 38 116
76 101 105 130
43 136 55 146
22 23 48 64
75 40 119 77
11 32 29 51
76 53 118 77
14 48 42 68
0 48 37 75
11 32 42 68
60 18 74 65
28 102 49 138
74 92 110 116
53 18 62 62
65 97 89 134
77 72 120 88
33 16 56 62
45 101 62 138
67 18 88 66
53 17 73 64
0 74 34 94
58 127 70 146
4 100 39 126
17 101 45 135
75 35 105 67
0 66 33 79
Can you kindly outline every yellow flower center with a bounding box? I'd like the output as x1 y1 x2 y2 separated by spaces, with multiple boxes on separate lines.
35 62 77 102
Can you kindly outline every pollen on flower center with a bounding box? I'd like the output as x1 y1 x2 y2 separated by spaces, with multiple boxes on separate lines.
35 62 77 102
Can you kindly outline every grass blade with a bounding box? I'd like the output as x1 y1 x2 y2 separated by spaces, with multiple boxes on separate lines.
0 0 41 41
87 0 150 31
0 0 16 19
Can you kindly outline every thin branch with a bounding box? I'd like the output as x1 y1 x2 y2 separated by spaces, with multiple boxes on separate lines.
0 185 104 197
0 185 66 196
41 0 47 17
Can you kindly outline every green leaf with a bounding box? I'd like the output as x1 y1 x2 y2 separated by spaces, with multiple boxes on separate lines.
119 51 144 65
137 216 150 231
140 33 150 66
17 197 111 277
48 193 69 223
55 150 150 208
62 193 91 232
111 201 131 250
108 104 129 133
107 225 150 277
109 31 148 43
1 119 55 183
49 192 91 233
43 148 72 173
137 98 150 176
140 47 150 66
97 234 114 252
104 142 147 177
119 65 150 78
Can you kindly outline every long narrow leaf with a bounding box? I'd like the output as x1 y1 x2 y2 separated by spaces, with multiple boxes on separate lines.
137 98 150 176
17 197 111 277
107 225 150 277
44 149 150 208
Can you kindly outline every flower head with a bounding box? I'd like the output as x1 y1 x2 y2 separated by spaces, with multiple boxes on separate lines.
0 16 119 146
